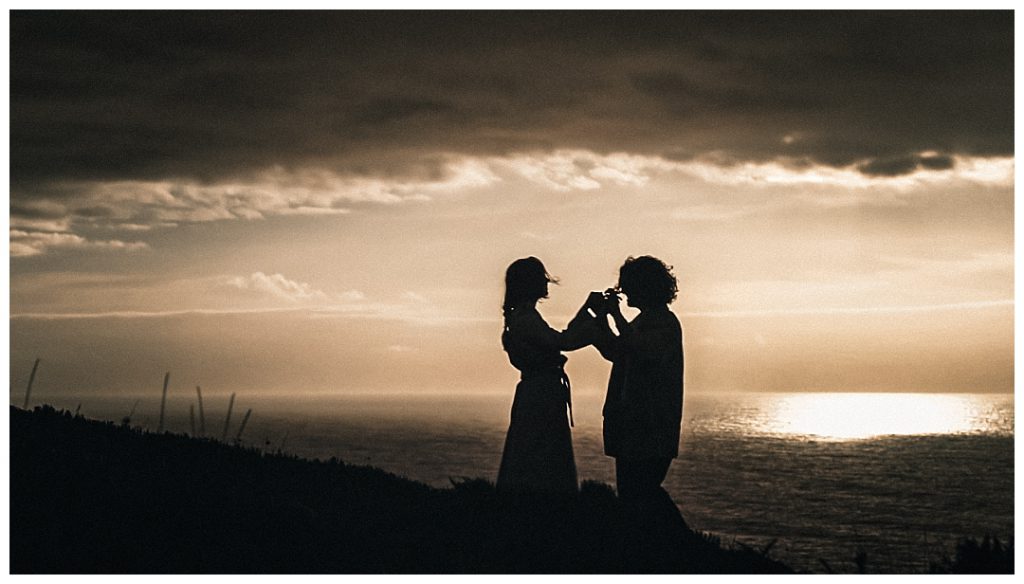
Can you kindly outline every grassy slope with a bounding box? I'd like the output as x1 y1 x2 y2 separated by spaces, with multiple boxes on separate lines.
10 405 793 574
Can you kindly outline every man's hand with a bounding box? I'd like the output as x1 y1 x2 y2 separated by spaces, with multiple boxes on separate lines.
602 288 622 315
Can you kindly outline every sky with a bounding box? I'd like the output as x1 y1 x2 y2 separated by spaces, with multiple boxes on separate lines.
7 11 1014 400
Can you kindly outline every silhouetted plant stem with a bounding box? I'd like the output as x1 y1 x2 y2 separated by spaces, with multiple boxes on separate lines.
157 372 170 433
221 393 235 441
278 429 289 453
195 386 206 437
22 358 40 410
122 399 140 425
235 408 252 443
189 404 196 436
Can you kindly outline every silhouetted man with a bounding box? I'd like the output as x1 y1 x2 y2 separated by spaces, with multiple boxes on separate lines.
593 256 686 561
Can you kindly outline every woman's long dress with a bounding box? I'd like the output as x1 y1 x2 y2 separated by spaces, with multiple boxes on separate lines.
496 307 580 494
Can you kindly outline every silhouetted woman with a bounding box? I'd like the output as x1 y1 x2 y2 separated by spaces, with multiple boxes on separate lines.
496 257 596 494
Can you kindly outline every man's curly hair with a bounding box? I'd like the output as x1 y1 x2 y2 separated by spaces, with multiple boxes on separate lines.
617 256 678 306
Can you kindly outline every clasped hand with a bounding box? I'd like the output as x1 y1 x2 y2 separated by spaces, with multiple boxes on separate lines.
564 288 620 344
584 288 621 317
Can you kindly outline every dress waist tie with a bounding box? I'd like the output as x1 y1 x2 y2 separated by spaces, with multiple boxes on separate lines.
520 365 574 428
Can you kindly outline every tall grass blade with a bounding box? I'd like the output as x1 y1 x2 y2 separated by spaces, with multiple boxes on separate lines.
221 392 236 441
189 404 196 436
22 358 40 410
122 399 140 425
157 372 170 433
235 408 252 443
195 386 206 436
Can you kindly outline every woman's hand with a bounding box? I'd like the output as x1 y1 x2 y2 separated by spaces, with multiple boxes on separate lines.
584 291 607 316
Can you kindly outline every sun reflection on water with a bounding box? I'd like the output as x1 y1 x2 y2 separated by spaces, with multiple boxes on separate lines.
758 393 1009 441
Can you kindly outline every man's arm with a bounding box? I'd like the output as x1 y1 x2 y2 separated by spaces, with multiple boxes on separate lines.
595 306 681 366
592 316 622 362
592 293 629 362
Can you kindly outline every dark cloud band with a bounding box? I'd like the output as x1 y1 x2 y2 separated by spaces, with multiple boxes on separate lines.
10 10 1013 191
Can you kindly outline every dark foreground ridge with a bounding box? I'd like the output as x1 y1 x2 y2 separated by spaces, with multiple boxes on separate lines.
11 405 792 574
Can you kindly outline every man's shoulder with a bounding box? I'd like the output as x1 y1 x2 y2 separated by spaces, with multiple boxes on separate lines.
638 307 681 330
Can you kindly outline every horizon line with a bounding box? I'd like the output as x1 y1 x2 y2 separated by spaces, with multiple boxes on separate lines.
9 298 1014 321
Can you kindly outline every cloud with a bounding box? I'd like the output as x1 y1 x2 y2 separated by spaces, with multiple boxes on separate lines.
519 231 555 241
401 291 429 303
9 11 1011 195
682 299 1013 318
10 303 498 327
10 200 67 220
337 290 367 302
10 200 72 232
226 272 329 303
10 147 1009 257
9 229 148 257
669 154 1013 191
223 273 373 306
10 307 307 320
671 204 760 222
9 159 501 255
496 150 1012 196
497 150 657 191
857 153 956 177
878 252 1014 276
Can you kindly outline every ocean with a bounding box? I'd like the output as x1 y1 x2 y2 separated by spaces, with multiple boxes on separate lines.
27 390 1014 574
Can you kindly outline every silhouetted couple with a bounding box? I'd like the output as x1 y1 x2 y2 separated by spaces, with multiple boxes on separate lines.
496 256 687 551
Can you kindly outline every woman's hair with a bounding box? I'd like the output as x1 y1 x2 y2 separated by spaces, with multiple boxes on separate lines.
617 255 678 307
502 257 557 318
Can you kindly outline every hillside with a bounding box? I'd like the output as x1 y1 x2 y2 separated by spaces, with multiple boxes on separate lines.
10 405 792 574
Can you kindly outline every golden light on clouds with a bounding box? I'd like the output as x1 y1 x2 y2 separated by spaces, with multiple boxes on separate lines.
9 150 1012 256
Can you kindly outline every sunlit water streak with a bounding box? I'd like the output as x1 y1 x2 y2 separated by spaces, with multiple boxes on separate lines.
753 392 1007 440
28 391 1014 574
